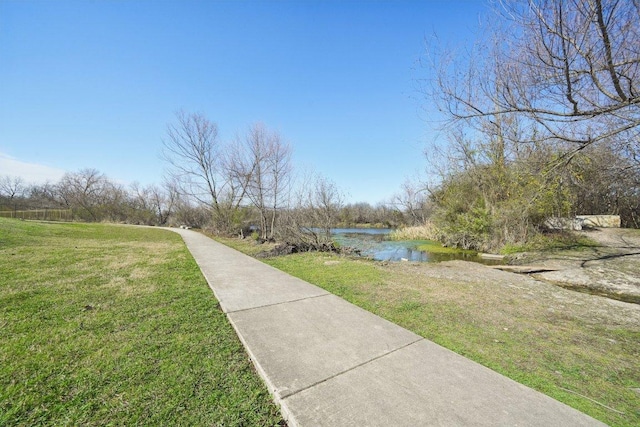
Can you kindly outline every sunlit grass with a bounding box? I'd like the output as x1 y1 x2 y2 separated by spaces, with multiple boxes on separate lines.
223 235 640 427
0 219 283 426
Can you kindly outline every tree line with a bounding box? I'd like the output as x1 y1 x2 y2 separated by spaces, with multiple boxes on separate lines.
416 0 640 251
0 167 426 239
0 112 429 247
0 170 179 225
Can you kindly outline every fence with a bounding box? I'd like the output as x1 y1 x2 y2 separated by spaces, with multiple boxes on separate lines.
0 209 73 222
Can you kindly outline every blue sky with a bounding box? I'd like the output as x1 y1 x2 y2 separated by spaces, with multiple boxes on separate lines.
0 0 489 204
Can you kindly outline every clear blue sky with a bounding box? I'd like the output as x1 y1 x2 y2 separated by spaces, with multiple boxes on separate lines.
0 0 489 204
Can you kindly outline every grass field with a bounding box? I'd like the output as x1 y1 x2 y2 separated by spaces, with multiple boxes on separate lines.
216 235 640 427
0 219 283 426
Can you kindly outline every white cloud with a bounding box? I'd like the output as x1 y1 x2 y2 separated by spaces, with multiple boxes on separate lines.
0 152 66 184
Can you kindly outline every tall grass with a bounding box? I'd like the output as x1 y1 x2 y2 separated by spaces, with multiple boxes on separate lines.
389 221 441 241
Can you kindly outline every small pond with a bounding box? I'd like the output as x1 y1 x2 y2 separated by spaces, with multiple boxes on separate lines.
327 228 502 264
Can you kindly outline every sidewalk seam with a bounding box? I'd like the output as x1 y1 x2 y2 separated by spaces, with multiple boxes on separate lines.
225 292 331 314
279 337 425 400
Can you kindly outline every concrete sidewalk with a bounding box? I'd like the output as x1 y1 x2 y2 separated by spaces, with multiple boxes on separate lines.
170 228 606 426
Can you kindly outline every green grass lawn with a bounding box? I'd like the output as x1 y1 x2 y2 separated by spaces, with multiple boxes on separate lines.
0 219 283 426
216 236 640 427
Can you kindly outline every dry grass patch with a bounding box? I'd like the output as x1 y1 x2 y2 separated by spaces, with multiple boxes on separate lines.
389 222 441 241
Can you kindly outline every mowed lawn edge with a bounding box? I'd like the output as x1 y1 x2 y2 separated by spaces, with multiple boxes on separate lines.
0 219 283 426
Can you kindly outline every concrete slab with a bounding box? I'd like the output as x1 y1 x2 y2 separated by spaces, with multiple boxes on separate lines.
169 228 329 312
283 339 606 426
228 293 421 399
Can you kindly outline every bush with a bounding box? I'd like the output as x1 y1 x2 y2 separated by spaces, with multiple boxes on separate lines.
429 152 575 252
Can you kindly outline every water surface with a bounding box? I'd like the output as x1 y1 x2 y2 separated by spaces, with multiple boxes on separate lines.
328 228 499 264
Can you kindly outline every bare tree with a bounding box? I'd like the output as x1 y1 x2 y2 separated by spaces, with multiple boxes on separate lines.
419 0 640 246
162 111 247 231
56 169 122 221
163 111 221 205
128 182 154 224
352 202 380 225
241 123 292 240
28 181 60 208
276 173 344 250
311 175 344 238
0 175 26 203
392 179 430 225
428 0 640 157
153 180 179 225
564 142 640 227
128 181 177 225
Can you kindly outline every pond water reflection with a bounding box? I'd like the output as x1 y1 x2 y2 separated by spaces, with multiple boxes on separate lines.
328 228 498 264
